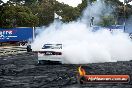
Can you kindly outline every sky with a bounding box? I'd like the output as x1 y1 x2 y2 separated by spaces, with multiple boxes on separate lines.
56 0 82 7
120 0 132 4
2 0 7 3
2 0 132 7
56 0 132 7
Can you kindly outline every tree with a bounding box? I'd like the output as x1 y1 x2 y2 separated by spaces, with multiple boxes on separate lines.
0 0 3 4
9 0 38 5
0 3 38 28
1 0 131 27
35 0 54 26
99 15 115 26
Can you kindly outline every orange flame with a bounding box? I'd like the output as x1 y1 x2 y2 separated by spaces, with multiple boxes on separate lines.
78 66 86 76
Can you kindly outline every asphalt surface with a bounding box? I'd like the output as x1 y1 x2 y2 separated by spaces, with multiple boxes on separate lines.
0 52 132 88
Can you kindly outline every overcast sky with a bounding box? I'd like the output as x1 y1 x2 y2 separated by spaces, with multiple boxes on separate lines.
2 0 7 3
120 0 132 4
56 0 82 7
2 0 132 7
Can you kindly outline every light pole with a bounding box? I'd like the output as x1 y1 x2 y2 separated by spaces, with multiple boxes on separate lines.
123 0 126 32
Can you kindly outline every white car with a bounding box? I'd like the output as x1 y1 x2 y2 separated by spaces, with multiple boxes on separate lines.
37 44 63 64
129 33 132 39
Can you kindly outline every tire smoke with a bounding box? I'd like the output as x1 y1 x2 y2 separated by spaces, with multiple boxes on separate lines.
31 0 132 64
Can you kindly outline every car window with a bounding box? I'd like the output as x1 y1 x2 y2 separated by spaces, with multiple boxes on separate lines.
42 44 62 49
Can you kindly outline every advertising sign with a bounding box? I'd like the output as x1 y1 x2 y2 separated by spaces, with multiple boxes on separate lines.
0 28 33 42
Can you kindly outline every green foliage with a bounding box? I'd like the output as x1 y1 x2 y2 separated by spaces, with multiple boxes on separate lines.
0 4 38 28
99 15 115 26
16 11 38 27
54 4 80 22
77 0 88 13
0 0 132 28
36 0 54 26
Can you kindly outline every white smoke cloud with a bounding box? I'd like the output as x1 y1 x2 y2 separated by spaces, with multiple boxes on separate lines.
31 0 132 64
125 16 132 33
81 1 109 25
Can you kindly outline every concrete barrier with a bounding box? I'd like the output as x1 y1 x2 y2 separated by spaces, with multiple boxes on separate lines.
0 46 27 56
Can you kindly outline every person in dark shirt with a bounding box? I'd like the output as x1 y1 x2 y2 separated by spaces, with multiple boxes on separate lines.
27 45 32 52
